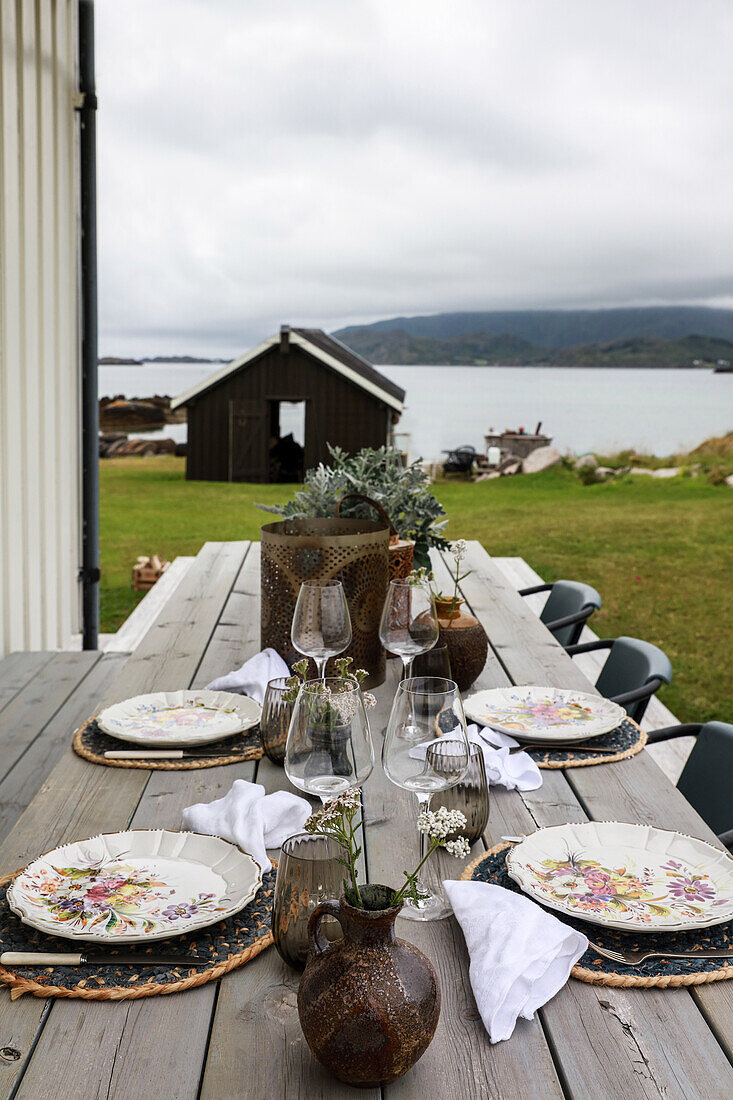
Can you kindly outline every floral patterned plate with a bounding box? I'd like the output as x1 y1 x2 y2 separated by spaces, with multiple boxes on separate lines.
97 690 261 747
462 686 625 743
506 821 733 932
6 830 263 943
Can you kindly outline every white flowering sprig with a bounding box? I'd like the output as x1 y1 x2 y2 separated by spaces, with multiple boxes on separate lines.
409 540 472 619
305 788 365 907
391 806 471 907
283 655 376 710
305 794 471 910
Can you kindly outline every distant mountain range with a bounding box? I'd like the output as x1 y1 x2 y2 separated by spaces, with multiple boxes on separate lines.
334 307 733 366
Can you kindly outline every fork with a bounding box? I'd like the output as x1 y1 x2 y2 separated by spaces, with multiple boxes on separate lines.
509 742 618 755
588 940 733 965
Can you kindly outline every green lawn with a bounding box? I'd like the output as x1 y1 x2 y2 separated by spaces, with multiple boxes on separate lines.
100 457 733 724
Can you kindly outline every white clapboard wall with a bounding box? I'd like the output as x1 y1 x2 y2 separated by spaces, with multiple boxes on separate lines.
0 0 81 654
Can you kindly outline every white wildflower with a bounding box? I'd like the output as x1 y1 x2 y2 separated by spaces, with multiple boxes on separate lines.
444 837 471 859
451 539 468 561
416 806 468 840
362 691 377 709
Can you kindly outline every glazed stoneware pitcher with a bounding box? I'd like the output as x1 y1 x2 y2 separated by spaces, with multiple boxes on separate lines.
297 885 441 1087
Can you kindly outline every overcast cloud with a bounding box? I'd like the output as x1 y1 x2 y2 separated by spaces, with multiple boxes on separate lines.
97 0 733 356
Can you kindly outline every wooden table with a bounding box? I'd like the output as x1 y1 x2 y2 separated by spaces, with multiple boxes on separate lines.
1 540 732 1100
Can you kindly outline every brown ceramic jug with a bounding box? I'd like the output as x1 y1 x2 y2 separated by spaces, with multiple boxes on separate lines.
434 596 488 692
297 885 441 1087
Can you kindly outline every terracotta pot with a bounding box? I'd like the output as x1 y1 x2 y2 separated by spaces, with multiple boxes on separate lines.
297 885 441 1087
433 597 488 692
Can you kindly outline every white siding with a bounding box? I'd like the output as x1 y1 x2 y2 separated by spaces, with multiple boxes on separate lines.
0 0 81 654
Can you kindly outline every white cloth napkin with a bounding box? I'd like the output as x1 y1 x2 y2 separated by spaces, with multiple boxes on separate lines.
444 879 588 1042
408 723 542 791
182 779 310 873
205 647 290 704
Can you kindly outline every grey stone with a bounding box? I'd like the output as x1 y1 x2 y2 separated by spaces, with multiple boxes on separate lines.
574 453 598 469
522 446 562 474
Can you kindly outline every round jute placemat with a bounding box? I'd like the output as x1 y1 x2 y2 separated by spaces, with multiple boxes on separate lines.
531 718 646 769
73 717 263 770
0 865 275 1000
462 843 733 988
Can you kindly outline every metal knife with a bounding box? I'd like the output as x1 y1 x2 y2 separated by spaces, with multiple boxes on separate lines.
509 742 618 755
1 951 210 967
104 749 245 760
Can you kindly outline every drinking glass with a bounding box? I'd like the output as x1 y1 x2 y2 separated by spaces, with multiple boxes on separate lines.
260 677 294 766
272 833 344 970
379 580 438 678
382 676 470 920
426 741 490 844
285 677 374 801
411 644 451 680
291 580 352 679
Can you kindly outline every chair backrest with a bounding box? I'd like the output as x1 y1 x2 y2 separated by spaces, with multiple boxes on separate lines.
677 722 733 836
595 635 673 716
540 580 602 647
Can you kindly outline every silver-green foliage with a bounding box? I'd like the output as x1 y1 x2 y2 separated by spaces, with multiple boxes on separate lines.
256 445 448 568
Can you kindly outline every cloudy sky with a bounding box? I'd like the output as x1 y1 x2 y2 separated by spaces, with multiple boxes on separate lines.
97 0 733 356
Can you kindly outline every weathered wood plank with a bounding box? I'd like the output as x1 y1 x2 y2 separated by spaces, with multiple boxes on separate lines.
452 543 733 1095
0 542 250 1099
0 653 128 840
0 652 55 713
0 650 100 782
360 616 564 1100
13 544 257 1100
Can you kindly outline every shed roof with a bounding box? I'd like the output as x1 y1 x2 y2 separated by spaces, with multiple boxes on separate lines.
170 327 405 412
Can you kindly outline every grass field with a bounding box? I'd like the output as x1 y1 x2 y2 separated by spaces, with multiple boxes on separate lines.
100 457 732 724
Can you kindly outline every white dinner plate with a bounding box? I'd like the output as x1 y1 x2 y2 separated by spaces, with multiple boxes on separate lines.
463 686 625 743
7 830 262 944
506 821 733 932
96 690 261 747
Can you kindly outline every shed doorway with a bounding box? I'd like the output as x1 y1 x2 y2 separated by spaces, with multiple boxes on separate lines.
268 399 306 483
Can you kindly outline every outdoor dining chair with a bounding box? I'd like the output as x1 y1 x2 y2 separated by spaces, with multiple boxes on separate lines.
519 579 602 647
565 635 673 723
645 722 733 848
441 445 477 476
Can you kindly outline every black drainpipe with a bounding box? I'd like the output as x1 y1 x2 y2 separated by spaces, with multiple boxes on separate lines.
78 0 99 648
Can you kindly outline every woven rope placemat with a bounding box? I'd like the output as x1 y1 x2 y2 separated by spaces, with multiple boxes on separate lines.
0 865 275 1000
73 717 263 770
531 718 646 769
462 843 733 988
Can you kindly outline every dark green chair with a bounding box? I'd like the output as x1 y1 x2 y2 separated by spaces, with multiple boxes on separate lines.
566 635 672 723
646 722 733 848
519 579 602 647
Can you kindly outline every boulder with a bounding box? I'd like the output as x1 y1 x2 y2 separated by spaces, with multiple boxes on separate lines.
725 475 733 488
522 446 562 474
501 461 521 476
594 466 616 478
650 467 680 479
575 453 597 470
629 467 654 475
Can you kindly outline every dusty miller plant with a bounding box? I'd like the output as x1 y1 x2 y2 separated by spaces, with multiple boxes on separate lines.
256 444 448 569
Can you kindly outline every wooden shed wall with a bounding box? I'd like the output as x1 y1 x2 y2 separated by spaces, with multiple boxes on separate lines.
186 345 392 482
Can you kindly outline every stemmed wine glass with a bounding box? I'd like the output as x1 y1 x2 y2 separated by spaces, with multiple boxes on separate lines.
291 580 352 679
285 677 374 802
379 579 439 678
382 676 470 920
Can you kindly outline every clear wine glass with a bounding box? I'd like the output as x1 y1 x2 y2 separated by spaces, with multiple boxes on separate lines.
379 579 439 679
285 677 374 802
291 580 352 679
382 676 470 920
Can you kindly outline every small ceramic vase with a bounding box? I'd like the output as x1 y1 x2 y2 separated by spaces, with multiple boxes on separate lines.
298 885 441 1087
433 597 488 692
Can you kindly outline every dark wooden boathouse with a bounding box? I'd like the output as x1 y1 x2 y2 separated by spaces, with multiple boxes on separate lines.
171 326 406 483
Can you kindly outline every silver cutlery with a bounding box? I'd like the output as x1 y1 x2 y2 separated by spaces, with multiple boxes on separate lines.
588 941 733 966
104 749 244 760
1 950 210 967
508 742 618 755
